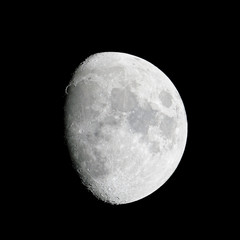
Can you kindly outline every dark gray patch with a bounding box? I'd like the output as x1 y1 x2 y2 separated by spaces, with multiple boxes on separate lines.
105 66 125 76
92 119 114 142
127 104 157 134
103 116 119 126
66 81 100 122
150 141 160 153
160 115 177 139
159 90 173 108
93 128 101 138
77 147 109 179
89 66 125 80
111 87 137 112
94 130 111 142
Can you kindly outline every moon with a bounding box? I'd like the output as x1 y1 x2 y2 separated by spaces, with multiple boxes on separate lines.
64 52 187 204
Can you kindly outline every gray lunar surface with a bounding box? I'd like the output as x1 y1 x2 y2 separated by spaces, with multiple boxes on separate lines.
64 52 187 204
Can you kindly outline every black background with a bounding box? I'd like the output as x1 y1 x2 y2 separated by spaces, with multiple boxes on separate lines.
8 2 234 236
35 32 211 229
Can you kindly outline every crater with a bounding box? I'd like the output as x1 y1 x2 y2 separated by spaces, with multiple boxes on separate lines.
159 90 173 108
127 103 157 135
111 87 138 112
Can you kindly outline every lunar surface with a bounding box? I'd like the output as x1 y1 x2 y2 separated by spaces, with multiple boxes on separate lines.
64 52 187 204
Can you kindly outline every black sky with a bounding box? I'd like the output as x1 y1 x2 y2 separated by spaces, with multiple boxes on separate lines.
10 5 229 235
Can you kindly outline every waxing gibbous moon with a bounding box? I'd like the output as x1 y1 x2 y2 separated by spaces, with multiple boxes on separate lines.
64 52 187 204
